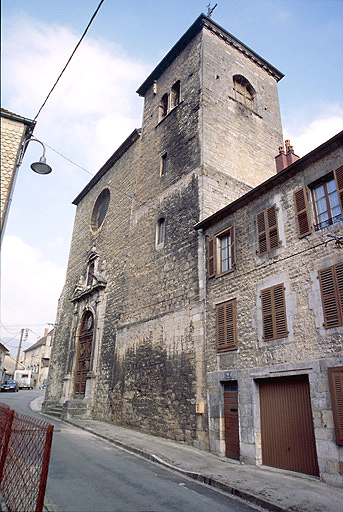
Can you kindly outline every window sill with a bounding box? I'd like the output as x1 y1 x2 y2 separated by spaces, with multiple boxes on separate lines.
228 95 262 118
156 101 184 127
215 266 236 278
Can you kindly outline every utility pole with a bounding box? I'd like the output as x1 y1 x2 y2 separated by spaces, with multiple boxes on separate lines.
15 328 25 371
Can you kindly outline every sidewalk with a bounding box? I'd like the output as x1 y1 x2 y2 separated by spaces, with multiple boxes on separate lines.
32 397 343 512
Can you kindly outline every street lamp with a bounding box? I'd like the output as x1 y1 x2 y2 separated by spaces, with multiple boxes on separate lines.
27 138 52 175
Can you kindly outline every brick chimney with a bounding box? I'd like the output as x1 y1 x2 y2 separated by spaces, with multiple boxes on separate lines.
275 140 299 173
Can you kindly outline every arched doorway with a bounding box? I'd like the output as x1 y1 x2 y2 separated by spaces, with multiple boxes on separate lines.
74 311 94 398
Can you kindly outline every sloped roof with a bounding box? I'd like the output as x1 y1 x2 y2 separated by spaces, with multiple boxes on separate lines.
0 342 9 353
1 108 36 128
24 329 54 353
195 130 343 230
136 13 284 97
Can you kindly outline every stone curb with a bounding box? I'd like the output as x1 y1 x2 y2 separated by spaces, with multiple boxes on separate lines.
63 418 287 512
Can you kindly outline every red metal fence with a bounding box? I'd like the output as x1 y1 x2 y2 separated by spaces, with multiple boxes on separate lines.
0 403 54 512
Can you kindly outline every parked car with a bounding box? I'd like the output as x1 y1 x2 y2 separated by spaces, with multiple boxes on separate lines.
1 380 19 392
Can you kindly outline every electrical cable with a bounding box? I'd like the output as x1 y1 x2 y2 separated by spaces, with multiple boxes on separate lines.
34 0 105 121
40 140 94 176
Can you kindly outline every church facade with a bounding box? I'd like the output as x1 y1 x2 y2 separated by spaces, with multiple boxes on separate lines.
44 14 343 486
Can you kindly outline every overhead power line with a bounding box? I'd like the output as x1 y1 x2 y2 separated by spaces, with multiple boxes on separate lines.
34 0 105 121
41 141 94 176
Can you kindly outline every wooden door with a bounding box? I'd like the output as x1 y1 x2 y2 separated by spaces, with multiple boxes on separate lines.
224 381 240 460
259 376 319 476
74 312 94 398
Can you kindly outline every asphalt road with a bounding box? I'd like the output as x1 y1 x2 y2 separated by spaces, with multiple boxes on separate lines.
0 390 260 512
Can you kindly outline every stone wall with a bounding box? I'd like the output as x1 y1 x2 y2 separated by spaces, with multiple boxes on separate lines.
204 143 343 486
0 116 26 232
46 16 285 451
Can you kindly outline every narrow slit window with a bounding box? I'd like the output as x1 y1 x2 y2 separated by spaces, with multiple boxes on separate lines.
160 153 168 176
156 218 165 246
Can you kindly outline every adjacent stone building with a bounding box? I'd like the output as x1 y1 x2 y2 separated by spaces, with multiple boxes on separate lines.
23 328 54 388
0 109 36 243
44 14 343 486
0 342 10 384
196 131 343 486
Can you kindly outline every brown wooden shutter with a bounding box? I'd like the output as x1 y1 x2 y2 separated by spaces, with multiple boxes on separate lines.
294 186 311 238
273 284 288 339
216 300 237 352
261 284 287 340
208 238 215 278
261 287 274 340
257 205 279 254
328 366 343 446
256 211 267 254
334 165 343 217
267 205 279 251
318 264 343 328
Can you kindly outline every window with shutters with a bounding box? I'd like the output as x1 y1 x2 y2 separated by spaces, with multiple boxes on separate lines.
261 283 288 341
256 205 280 255
216 299 238 352
328 366 343 446
311 168 343 231
208 226 236 278
318 263 343 329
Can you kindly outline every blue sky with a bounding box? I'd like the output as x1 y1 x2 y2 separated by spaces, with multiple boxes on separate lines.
1 0 343 353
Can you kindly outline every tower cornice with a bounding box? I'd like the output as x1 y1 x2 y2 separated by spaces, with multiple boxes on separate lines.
136 14 284 97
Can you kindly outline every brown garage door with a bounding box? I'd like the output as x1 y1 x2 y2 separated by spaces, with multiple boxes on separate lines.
259 375 319 476
224 381 240 460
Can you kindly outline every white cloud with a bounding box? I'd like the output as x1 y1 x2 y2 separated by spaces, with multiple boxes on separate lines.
1 14 151 349
2 14 148 171
0 235 66 331
284 109 343 157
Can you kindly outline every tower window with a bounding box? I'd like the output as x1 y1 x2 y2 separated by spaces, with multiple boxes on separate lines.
170 81 181 109
160 153 168 176
91 188 110 233
156 217 165 246
87 261 96 287
160 94 169 119
233 75 255 110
